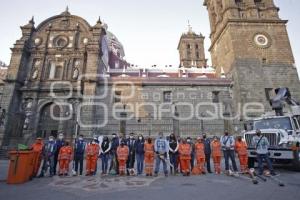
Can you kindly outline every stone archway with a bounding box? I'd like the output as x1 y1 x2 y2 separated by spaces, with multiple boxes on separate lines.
37 103 61 138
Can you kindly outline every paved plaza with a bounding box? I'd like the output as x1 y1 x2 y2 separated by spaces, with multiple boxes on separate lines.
1 160 300 200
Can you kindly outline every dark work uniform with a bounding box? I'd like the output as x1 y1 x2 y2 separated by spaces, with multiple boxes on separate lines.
109 137 120 174
54 139 65 175
169 139 178 174
203 138 212 173
126 138 136 175
135 139 145 175
74 139 86 175
101 140 110 174
39 141 57 177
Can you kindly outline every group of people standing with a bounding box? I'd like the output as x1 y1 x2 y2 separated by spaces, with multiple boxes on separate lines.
30 129 276 178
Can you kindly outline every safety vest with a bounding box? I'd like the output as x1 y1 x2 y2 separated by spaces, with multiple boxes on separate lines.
86 144 100 157
31 142 43 153
59 146 73 160
117 146 129 160
235 141 248 156
195 142 205 158
144 143 154 155
212 141 222 157
179 143 191 158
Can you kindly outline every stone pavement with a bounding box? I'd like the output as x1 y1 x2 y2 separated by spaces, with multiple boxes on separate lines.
1 159 300 200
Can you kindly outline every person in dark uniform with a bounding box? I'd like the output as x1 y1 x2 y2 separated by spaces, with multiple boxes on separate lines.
126 133 136 175
73 135 86 176
38 136 57 177
54 133 65 175
135 134 145 175
100 136 111 175
203 133 212 173
169 134 179 175
109 133 120 175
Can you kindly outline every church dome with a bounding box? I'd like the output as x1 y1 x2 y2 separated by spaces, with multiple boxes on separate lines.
106 30 125 59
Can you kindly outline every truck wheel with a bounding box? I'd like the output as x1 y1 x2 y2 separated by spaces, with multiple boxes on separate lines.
248 157 255 168
292 149 300 171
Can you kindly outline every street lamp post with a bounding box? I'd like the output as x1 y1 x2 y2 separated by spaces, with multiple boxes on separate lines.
147 112 152 137
172 103 180 137
120 104 127 137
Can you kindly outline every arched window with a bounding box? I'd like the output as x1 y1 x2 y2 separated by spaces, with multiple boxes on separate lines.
187 50 191 59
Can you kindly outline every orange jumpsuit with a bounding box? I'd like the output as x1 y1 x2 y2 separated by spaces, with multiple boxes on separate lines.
235 140 248 173
31 141 44 177
212 140 222 174
117 145 129 175
86 143 100 175
58 145 73 175
144 142 154 175
193 142 206 175
179 143 191 175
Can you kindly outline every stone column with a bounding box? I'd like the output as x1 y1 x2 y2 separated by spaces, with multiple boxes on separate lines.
0 19 34 147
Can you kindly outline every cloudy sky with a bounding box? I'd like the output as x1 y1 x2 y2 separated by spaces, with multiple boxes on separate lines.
0 0 299 75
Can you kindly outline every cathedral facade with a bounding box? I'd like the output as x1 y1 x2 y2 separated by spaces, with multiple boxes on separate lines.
0 0 299 148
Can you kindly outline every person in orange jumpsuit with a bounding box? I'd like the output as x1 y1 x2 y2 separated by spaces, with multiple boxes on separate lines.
31 137 44 177
193 137 206 175
211 136 222 174
179 138 192 176
117 140 129 176
235 136 248 173
58 141 73 176
144 137 155 176
86 139 100 176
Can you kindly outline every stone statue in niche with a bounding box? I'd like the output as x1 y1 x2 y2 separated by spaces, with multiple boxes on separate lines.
32 69 39 80
31 60 40 80
26 101 33 109
23 117 30 129
72 60 80 80
72 68 79 80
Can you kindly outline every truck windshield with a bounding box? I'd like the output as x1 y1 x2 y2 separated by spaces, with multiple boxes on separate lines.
253 117 292 130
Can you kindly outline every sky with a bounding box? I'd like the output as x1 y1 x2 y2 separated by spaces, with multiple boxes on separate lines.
0 0 299 75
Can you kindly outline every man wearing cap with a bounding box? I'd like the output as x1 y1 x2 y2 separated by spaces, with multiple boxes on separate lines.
31 137 44 177
179 138 192 176
220 130 238 173
252 129 276 176
54 133 65 175
38 135 57 177
154 132 169 177
58 141 73 176
85 138 100 176
193 136 206 175
117 139 129 176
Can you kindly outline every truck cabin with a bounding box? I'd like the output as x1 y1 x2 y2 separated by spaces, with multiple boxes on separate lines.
244 116 300 135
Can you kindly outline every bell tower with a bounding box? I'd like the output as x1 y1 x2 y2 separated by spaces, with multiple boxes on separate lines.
178 23 207 68
204 0 300 116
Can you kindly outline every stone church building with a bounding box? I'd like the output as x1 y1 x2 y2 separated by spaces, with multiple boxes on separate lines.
0 0 299 148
